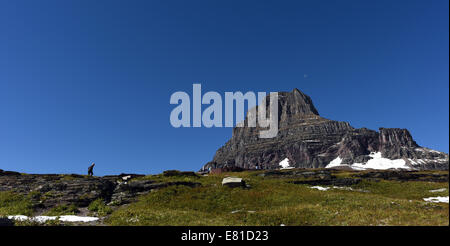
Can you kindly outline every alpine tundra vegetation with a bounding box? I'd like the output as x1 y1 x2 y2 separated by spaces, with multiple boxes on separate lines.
1 169 448 226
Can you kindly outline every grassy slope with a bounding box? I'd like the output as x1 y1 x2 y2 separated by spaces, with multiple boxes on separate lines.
106 170 449 226
0 191 33 216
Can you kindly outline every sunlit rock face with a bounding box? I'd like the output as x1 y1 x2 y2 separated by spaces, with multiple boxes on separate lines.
202 89 449 171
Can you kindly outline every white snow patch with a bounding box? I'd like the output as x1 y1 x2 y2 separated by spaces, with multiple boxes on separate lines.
7 215 30 222
122 175 132 181
326 157 343 168
352 152 410 170
34 216 58 223
423 196 449 203
309 186 330 191
58 215 99 222
332 186 354 191
7 215 99 223
349 166 368 171
308 186 367 192
279 158 294 169
326 152 411 170
430 188 447 193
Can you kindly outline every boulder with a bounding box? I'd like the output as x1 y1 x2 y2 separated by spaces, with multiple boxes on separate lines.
222 177 246 188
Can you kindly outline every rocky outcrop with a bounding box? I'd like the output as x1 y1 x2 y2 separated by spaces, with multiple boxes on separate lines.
258 169 333 180
202 89 449 171
162 170 199 177
0 173 116 208
221 177 246 188
0 172 201 210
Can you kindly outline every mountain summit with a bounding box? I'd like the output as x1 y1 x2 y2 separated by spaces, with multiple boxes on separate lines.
203 89 449 171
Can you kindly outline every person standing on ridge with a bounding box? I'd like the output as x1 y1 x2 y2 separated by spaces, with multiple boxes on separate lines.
88 162 95 176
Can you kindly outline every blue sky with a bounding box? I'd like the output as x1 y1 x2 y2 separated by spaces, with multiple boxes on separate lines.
0 0 448 175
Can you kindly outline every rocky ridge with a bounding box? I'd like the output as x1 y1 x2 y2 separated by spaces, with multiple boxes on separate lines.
0 170 200 212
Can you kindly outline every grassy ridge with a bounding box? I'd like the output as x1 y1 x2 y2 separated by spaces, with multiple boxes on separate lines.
1 170 447 225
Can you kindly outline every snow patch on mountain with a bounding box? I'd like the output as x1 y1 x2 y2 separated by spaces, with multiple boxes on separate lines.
279 158 294 170
325 156 343 168
326 152 412 170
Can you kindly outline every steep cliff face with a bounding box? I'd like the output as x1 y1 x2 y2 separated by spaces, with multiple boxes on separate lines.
203 89 449 171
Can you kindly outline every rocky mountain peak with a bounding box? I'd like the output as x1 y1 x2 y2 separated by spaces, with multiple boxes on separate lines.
278 88 320 118
203 89 448 171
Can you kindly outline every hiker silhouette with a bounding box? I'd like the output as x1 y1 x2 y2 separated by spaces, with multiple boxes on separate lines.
88 163 95 176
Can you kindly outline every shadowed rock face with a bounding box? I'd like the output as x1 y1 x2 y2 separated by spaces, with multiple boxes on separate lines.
202 89 449 171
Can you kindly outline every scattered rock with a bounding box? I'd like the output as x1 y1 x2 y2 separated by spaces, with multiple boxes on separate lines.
353 171 448 182
163 170 198 177
209 167 245 174
291 178 361 186
104 173 145 181
257 170 288 177
258 169 332 180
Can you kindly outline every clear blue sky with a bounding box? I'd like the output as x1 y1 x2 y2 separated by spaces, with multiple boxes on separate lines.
0 0 448 175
